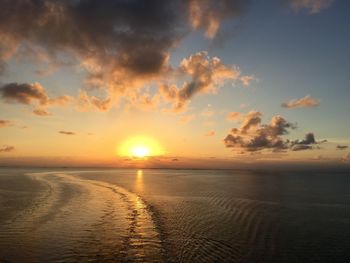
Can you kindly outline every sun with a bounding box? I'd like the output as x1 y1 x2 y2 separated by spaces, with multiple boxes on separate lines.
131 145 150 158
118 136 163 158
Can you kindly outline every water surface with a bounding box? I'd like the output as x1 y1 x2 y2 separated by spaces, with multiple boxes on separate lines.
0 168 349 262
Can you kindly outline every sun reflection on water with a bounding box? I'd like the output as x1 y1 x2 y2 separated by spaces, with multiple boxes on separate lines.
136 169 144 192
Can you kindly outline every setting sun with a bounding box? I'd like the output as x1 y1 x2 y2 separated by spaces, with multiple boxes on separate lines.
131 146 150 158
119 136 163 158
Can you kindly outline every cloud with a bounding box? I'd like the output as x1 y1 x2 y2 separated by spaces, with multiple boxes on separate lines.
0 82 71 115
201 109 214 117
0 119 13 128
161 51 251 112
0 82 50 105
178 114 196 124
224 111 296 152
289 0 334 14
223 111 324 153
240 75 257 87
124 90 160 112
188 0 249 38
290 132 326 151
77 90 111 112
342 153 350 163
205 131 216 136
336 145 348 150
59 131 76 135
0 0 250 112
226 111 241 122
281 95 320 109
0 145 15 153
33 108 52 116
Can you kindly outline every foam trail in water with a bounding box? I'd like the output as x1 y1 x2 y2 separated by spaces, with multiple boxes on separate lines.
0 172 164 263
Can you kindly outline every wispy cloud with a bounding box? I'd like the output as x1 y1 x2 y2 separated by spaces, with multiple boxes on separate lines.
178 114 196 124
205 131 216 137
59 131 76 136
0 119 13 128
226 111 241 122
0 145 15 153
336 145 348 150
342 153 350 163
281 95 320 109
201 109 214 118
33 108 52 116
188 0 249 38
289 0 334 14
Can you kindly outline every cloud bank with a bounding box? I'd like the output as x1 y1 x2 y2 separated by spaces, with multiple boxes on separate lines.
0 0 252 112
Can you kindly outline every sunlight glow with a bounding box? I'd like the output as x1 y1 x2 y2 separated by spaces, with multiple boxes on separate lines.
132 146 150 158
118 136 163 158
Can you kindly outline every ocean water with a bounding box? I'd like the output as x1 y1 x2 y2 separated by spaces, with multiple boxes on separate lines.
0 168 349 262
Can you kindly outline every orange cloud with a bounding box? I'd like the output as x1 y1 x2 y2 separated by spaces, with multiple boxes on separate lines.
178 114 196 124
0 145 15 153
226 111 241 122
281 95 320 109
0 120 12 128
188 0 249 38
205 131 216 137
161 51 251 112
33 108 52 116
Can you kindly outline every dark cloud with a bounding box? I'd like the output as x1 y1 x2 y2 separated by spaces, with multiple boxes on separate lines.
224 111 296 152
290 132 326 151
0 1 250 111
224 111 324 153
0 82 49 105
0 120 12 128
281 95 320 109
0 82 71 115
293 132 316 145
0 145 15 152
59 131 75 135
336 145 348 150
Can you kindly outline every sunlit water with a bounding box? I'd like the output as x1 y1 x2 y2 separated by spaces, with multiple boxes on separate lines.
0 168 349 262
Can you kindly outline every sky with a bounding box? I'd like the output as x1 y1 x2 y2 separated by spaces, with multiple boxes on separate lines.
0 0 349 168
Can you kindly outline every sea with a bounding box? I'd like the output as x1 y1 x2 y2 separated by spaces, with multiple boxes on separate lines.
0 168 349 262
